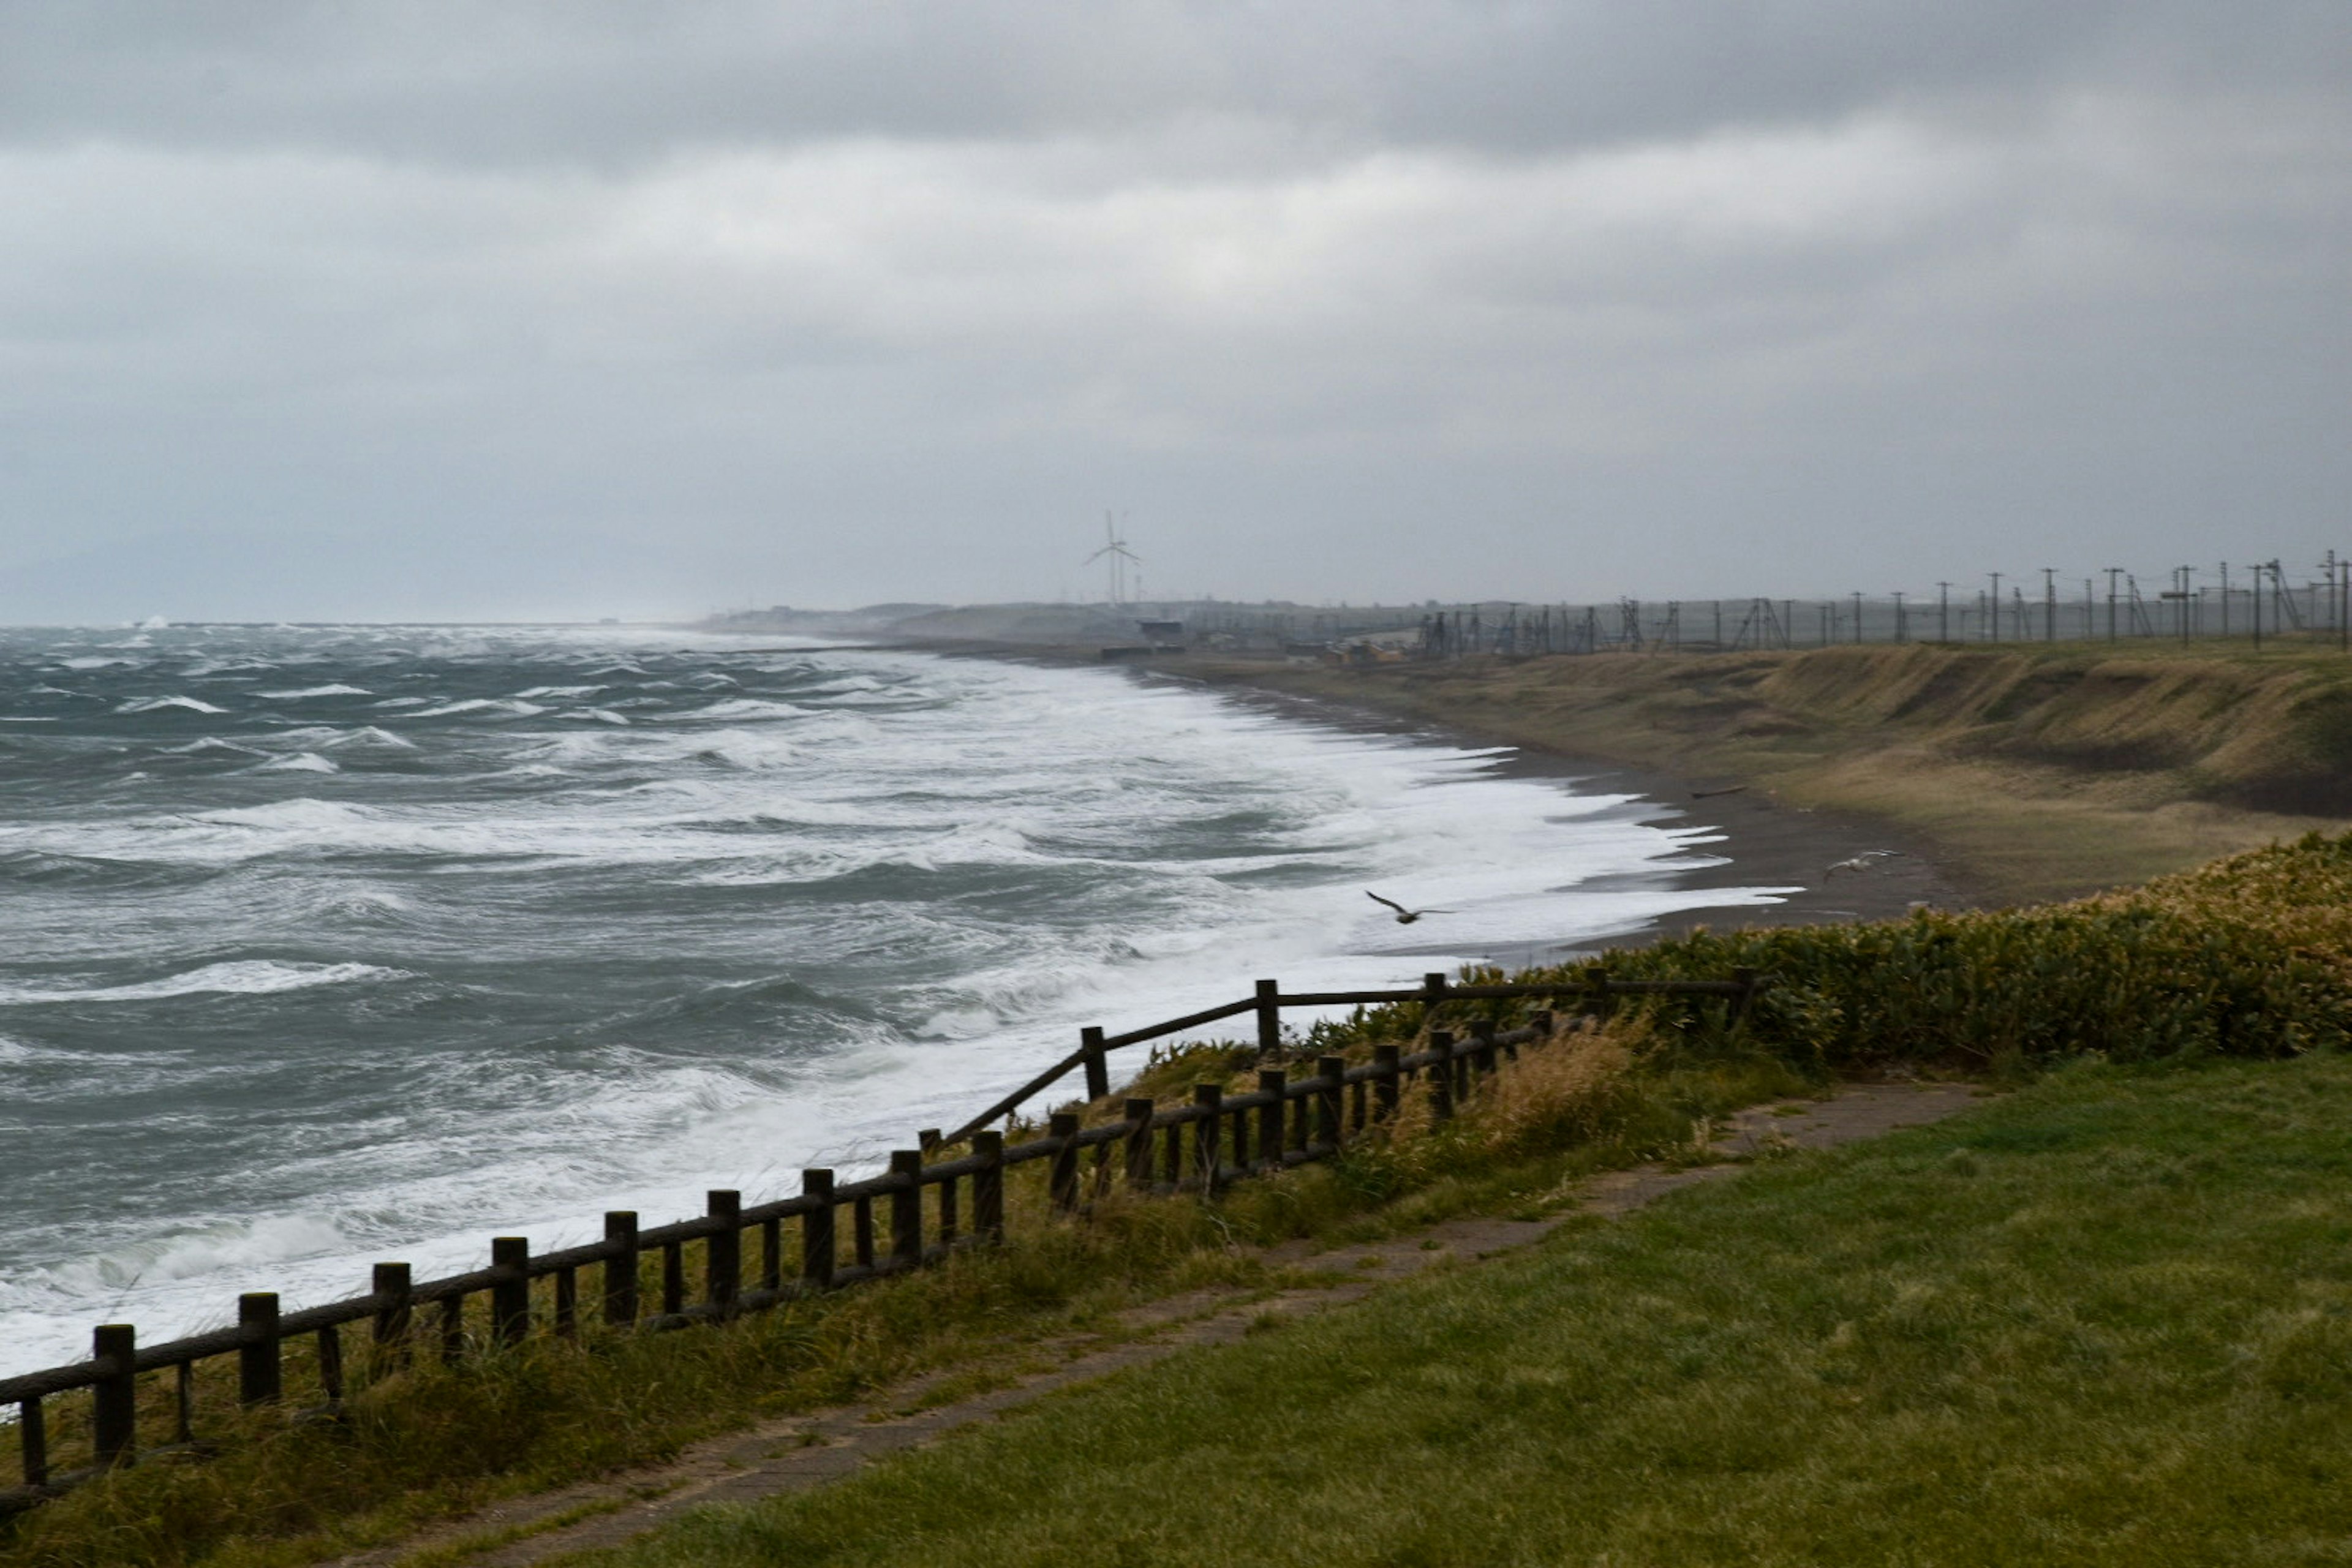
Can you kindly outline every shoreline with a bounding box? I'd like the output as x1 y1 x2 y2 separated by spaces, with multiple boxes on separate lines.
1137 665 1983 956
873 636 1983 959
804 629 2352 906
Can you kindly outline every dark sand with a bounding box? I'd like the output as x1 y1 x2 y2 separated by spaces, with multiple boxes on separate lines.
1139 669 1980 968
869 637 1982 966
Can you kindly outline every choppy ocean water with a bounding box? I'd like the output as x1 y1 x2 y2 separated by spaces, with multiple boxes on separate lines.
0 624 1790 1376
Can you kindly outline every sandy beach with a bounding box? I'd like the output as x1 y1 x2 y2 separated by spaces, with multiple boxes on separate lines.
888 638 1980 964
1152 668 1979 963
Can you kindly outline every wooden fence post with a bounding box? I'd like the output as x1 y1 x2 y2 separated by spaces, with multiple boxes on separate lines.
1124 1098 1155 1188
1316 1055 1346 1148
239 1293 282 1405
1255 979 1282 1057
1193 1083 1224 1191
91 1325 135 1468
1048 1114 1081 1213
1373 1044 1401 1121
938 1166 960 1246
603 1212 639 1327
852 1197 875 1270
662 1238 686 1315
1470 1017 1498 1076
1257 1070 1287 1172
973 1134 1005 1243
20 1395 48 1489
706 1190 742 1310
1428 1032 1455 1121
801 1170 836 1287
318 1324 346 1405
491 1237 530 1346
889 1152 924 1262
1081 1026 1110 1099
372 1262 413 1359
1729 966 1761 1027
760 1212 783 1294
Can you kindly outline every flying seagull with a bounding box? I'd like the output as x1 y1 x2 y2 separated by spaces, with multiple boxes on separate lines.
1825 851 1905 877
1367 891 1457 924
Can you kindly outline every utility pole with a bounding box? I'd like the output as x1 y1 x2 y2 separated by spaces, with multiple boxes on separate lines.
1893 590 1906 643
2041 568 2057 641
2218 562 2230 639
1937 581 1951 643
2105 568 2122 641
2252 561 2263 651
1988 572 2002 643
1852 590 1864 645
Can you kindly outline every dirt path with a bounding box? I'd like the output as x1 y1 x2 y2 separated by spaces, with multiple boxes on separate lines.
326 1082 1982 1568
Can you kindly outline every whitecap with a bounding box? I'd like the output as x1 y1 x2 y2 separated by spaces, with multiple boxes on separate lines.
411 699 547 718
199 797 371 830
0 960 409 1005
255 753 339 774
665 698 808 723
259 685 372 699
61 656 131 670
516 685 606 699
116 696 228 715
317 726 420 752
165 737 266 756
560 708 631 725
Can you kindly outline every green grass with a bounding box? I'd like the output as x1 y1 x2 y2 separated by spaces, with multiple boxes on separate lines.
579 1054 2352 1567
0 1033 1803 1568
20 833 2352 1565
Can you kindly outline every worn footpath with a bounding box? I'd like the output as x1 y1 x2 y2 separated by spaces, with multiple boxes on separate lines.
329 1082 1983 1568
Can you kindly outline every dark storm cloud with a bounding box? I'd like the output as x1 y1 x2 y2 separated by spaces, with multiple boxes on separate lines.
5 1 2342 163
0 4 2346 620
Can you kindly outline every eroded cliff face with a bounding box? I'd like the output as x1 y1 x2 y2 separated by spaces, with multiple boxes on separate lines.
1183 643 2352 902
1744 646 2352 815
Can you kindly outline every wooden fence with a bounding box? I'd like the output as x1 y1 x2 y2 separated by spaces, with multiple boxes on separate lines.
0 967 1763 1517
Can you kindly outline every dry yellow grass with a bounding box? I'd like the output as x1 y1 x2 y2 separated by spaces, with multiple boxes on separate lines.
1197 641 2352 903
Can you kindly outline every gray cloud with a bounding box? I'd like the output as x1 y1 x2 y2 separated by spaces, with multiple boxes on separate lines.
0 4 2346 620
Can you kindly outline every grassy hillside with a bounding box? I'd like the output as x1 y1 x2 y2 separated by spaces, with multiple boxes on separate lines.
1201 641 2352 902
590 1053 2352 1568
14 835 2352 1566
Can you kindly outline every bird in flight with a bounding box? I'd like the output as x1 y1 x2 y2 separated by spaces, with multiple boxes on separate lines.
1367 891 1457 924
1824 851 1904 878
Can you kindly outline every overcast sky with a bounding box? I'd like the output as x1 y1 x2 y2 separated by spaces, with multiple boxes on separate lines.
2 2 2346 622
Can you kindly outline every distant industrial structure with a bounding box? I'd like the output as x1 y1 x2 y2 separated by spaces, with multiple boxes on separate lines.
710 552 2352 661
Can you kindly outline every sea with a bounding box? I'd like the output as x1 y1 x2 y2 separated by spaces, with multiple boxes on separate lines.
0 624 1793 1378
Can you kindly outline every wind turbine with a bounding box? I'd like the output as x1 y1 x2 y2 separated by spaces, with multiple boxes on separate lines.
1085 511 1142 606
